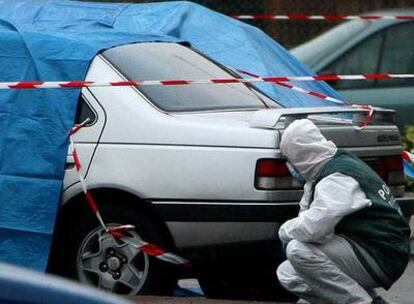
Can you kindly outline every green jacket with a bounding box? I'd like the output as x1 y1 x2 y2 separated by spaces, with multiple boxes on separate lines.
312 150 410 289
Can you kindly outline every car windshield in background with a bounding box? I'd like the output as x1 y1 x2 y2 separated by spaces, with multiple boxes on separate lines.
103 43 273 112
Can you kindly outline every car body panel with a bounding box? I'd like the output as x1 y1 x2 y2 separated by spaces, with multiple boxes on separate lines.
64 89 106 189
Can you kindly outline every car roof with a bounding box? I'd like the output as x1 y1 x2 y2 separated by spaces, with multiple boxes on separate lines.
360 8 414 30
372 8 414 14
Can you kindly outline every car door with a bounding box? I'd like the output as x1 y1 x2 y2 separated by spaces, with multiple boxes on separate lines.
63 88 106 191
320 22 414 131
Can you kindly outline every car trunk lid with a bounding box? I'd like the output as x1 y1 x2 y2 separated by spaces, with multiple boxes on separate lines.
250 106 400 147
250 106 404 195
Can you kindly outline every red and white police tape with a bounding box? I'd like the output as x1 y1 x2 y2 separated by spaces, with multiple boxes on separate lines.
69 121 190 267
275 81 344 105
402 151 414 163
6 69 378 128
235 68 345 105
234 68 374 129
265 80 375 130
232 14 414 21
274 81 374 129
1 73 414 90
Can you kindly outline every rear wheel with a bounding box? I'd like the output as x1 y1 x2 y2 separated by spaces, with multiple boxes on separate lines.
49 198 178 295
77 223 150 294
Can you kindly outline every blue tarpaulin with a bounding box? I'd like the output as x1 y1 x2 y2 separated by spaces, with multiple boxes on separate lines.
404 160 414 179
0 0 343 271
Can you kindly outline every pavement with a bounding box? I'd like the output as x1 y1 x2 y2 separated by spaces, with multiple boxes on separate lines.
132 214 414 303
377 261 414 304
133 261 414 304
133 297 272 304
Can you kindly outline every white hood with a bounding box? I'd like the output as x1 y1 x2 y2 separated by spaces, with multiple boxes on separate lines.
280 119 337 181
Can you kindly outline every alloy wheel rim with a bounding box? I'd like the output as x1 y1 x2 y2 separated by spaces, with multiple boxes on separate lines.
77 223 149 295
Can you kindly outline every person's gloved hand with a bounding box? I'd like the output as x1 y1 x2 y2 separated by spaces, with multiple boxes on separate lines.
279 220 294 243
278 222 293 256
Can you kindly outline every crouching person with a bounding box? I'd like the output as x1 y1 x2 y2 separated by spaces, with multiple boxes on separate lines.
276 119 410 304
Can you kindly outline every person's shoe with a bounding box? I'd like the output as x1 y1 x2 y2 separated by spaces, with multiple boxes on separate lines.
296 299 311 304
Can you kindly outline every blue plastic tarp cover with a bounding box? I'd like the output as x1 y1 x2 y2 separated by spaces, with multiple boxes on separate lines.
0 0 342 271
404 160 414 179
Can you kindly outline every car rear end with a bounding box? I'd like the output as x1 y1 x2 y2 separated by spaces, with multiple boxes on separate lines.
252 107 411 216
100 42 413 251
186 107 412 300
161 106 412 267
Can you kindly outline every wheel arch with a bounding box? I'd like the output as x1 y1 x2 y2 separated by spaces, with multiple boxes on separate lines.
58 187 175 248
47 187 179 294
48 187 177 275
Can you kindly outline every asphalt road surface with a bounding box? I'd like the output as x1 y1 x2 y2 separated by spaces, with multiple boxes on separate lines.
133 218 414 303
133 261 414 304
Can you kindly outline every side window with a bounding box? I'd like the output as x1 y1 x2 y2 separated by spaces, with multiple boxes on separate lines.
324 32 384 90
75 95 97 125
377 22 414 87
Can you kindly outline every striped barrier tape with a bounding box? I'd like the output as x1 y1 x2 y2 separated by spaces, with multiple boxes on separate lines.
272 81 375 129
273 81 374 129
402 151 414 179
116 233 191 266
234 68 374 129
69 119 107 230
107 225 191 266
403 151 414 163
69 122 190 267
1 73 414 90
232 14 414 21
274 81 345 105
235 68 346 105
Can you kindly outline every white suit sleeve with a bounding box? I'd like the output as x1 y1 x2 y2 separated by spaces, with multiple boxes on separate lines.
299 182 313 214
278 173 372 244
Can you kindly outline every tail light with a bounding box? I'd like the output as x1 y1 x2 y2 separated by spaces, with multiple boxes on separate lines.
255 159 302 190
374 155 404 186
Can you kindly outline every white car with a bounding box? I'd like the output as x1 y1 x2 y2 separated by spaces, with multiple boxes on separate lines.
47 42 413 300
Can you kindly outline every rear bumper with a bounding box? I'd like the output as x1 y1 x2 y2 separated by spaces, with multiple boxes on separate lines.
396 196 414 217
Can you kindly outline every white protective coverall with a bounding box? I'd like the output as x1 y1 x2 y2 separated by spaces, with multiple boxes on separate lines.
276 119 383 304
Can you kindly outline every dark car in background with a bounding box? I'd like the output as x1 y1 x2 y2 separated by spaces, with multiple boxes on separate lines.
291 10 414 131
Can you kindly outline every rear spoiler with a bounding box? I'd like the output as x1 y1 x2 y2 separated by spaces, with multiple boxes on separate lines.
249 106 395 129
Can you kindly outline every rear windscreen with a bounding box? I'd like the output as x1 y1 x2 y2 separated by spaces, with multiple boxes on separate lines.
103 42 278 112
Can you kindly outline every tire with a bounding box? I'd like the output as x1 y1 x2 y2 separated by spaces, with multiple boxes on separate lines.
48 198 178 295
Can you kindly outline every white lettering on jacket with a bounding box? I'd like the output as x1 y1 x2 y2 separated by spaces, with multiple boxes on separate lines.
378 184 391 200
